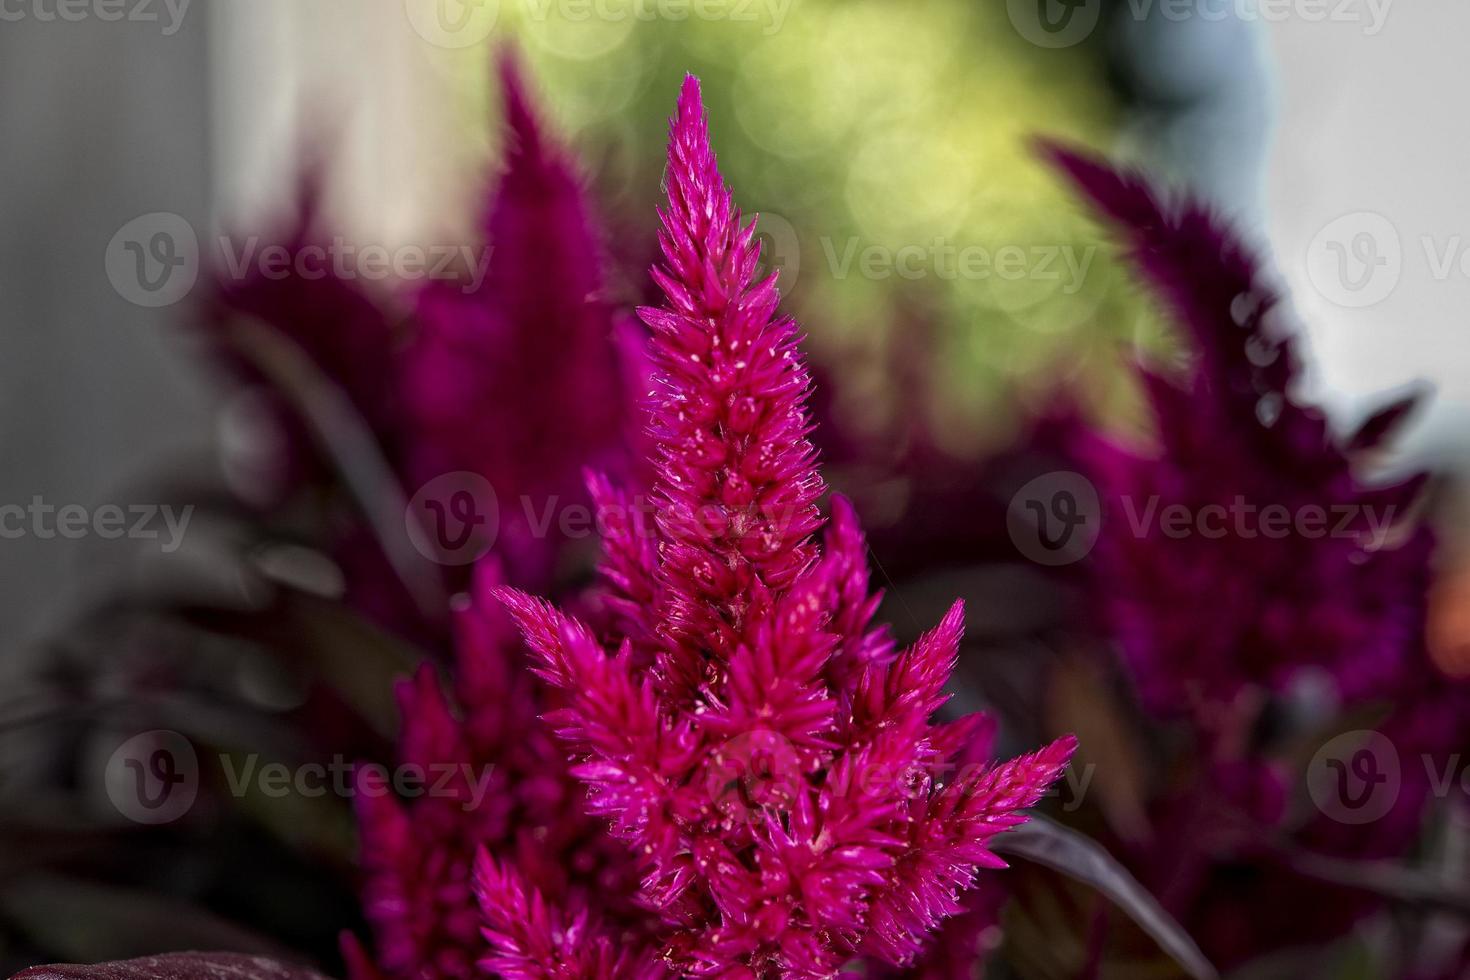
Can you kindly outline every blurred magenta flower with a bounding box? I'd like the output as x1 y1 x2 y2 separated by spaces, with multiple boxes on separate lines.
204 162 405 495
400 53 647 593
348 560 645 980
1042 145 1454 972
1044 144 1433 728
206 53 645 636
203 52 658 979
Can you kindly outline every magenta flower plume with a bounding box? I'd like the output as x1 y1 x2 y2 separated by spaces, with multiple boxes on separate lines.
353 561 644 980
1038 144 1450 971
204 54 644 641
1041 143 1433 721
474 853 666 980
204 164 403 484
401 52 644 590
485 77 1076 978
634 75 827 703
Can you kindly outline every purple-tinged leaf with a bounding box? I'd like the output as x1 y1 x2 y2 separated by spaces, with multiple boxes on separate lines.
992 816 1218 980
11 953 327 980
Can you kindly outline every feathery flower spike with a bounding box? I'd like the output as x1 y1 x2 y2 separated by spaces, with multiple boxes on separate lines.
353 560 646 980
487 76 1075 978
348 57 652 980
1039 143 1444 971
638 75 826 702
402 50 643 591
1041 142 1433 720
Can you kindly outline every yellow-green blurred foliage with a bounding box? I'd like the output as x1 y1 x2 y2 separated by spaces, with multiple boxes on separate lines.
425 0 1159 457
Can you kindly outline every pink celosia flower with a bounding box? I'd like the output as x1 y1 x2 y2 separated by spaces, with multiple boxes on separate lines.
207 55 643 652
401 52 646 592
1039 144 1447 972
204 162 405 495
1041 144 1433 723
485 76 1075 979
207 53 644 634
351 560 646 980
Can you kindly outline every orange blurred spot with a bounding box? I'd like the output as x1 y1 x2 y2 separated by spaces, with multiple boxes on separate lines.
1429 567 1470 679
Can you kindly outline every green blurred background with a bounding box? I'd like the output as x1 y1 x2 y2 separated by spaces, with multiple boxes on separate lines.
423 0 1161 459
